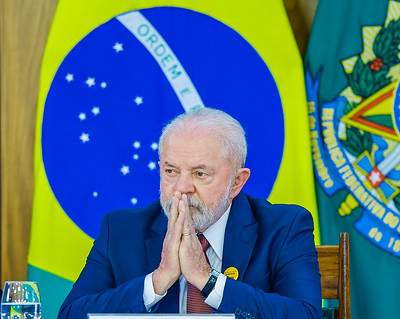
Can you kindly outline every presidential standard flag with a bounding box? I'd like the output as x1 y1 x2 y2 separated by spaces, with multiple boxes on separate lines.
28 1 319 318
306 1 400 318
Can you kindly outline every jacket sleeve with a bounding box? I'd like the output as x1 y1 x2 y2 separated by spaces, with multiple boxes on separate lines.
218 207 322 319
58 214 147 319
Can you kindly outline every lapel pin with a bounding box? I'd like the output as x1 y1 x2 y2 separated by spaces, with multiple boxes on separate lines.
224 266 239 280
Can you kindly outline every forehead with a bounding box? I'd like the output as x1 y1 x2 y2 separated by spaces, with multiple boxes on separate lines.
161 128 227 167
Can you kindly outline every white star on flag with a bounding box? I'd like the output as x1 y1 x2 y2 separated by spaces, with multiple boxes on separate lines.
91 106 100 115
92 191 98 197
134 96 144 105
120 165 130 175
150 142 158 150
131 197 138 205
100 82 107 88
86 77 96 87
78 113 86 121
65 73 74 82
113 42 124 53
133 141 141 149
80 133 90 143
133 154 139 160
148 161 156 170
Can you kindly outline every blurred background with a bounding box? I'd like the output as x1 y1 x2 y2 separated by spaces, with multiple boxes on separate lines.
0 0 316 287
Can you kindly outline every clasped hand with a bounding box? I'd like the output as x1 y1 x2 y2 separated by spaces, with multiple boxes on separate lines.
153 192 211 295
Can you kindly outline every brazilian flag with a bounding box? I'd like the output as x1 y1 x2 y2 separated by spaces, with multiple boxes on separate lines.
306 0 400 318
28 0 319 318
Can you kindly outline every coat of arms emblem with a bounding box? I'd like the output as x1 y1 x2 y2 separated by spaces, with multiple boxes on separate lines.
307 0 400 256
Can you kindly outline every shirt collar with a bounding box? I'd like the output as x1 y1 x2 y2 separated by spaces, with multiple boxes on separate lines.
202 205 231 260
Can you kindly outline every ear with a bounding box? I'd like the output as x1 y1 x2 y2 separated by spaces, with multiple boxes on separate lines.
229 168 251 200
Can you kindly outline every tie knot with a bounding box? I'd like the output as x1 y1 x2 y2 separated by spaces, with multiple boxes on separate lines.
197 234 209 252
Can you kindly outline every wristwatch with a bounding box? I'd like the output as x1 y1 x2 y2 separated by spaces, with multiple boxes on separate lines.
201 268 220 298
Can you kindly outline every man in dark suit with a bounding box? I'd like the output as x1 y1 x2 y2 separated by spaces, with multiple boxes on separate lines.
58 107 321 319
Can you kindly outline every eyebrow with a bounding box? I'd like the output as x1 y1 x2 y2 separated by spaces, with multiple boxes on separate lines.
163 161 178 168
192 165 208 170
163 162 213 171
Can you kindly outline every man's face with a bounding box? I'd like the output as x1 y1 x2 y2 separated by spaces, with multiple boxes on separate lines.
159 128 235 232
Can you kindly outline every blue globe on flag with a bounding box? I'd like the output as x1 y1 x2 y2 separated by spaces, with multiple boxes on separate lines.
42 7 284 238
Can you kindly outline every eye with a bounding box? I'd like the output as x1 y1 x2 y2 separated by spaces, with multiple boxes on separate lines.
164 168 177 176
194 170 207 178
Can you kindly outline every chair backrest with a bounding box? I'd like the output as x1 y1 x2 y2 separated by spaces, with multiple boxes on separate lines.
316 232 351 319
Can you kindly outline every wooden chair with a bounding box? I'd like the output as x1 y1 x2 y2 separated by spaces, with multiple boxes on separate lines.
316 232 351 319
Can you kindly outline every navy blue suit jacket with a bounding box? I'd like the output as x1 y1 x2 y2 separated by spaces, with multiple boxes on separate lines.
58 193 321 319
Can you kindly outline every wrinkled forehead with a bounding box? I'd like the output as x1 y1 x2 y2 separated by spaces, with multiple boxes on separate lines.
161 127 229 163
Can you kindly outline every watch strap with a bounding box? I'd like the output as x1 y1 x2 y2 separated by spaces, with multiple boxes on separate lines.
201 269 219 298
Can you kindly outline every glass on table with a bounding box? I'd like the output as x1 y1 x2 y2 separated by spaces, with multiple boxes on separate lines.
0 281 41 319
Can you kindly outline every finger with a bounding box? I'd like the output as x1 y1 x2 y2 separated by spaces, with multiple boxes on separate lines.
183 195 196 235
167 192 181 229
184 195 195 232
181 194 193 235
174 198 186 240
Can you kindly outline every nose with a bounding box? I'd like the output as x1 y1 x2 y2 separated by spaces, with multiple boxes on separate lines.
175 172 195 194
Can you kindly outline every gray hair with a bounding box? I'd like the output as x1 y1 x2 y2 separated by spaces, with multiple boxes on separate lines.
158 107 247 169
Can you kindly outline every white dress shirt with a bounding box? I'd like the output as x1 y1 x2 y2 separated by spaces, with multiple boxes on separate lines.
143 206 231 312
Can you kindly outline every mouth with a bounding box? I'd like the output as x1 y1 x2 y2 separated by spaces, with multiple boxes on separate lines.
188 205 202 215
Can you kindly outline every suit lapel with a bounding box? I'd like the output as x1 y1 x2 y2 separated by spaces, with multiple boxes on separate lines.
145 207 167 272
222 193 258 281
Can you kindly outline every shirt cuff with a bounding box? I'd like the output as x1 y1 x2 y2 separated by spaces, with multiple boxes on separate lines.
143 272 167 311
205 273 226 309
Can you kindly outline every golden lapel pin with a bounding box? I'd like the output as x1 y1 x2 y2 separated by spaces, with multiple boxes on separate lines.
224 266 239 280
